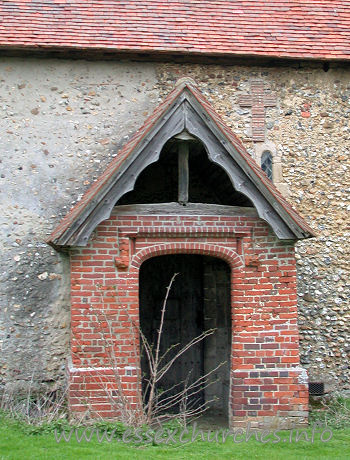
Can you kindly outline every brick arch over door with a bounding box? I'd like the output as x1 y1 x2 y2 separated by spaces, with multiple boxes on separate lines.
130 242 244 271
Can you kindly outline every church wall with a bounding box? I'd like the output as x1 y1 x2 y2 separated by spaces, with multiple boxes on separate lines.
155 63 350 394
0 56 349 396
0 58 161 394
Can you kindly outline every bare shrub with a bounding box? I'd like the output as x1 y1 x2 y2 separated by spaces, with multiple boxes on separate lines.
309 392 350 429
81 273 225 427
0 377 68 426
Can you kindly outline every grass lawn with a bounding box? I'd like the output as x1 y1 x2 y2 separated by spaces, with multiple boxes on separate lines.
0 418 349 460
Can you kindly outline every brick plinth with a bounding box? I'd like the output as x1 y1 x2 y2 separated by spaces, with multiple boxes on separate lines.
231 368 308 428
68 210 308 427
68 363 142 420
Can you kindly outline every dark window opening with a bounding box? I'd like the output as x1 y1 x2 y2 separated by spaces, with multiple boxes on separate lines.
117 137 253 207
261 150 273 181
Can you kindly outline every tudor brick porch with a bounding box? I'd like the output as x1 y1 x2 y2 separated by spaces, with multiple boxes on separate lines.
68 206 308 428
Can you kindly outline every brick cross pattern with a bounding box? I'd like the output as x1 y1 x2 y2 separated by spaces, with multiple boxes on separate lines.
238 80 277 142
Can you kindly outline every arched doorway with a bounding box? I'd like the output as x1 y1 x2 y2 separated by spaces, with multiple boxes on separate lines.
139 254 231 422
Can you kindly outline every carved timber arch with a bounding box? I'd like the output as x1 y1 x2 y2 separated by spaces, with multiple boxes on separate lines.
117 135 254 207
48 79 314 248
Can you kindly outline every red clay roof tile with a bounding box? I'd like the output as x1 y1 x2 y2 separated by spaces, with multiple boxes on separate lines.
0 1 349 60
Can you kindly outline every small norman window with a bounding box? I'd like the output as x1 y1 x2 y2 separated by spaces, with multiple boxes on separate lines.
261 150 273 181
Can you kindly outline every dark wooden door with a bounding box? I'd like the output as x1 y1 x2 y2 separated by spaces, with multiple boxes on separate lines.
139 255 204 407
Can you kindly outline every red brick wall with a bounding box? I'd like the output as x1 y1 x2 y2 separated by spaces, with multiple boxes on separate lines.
68 211 308 427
